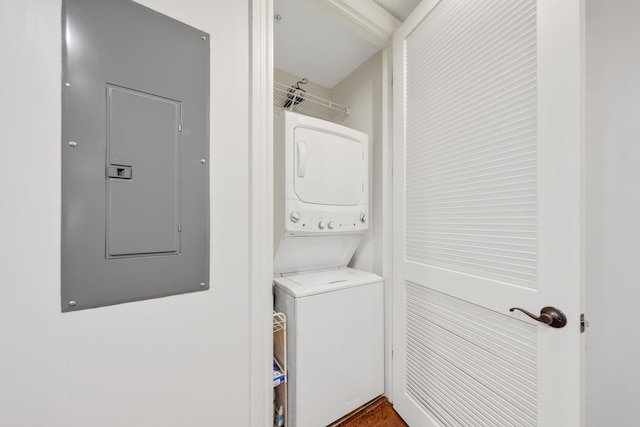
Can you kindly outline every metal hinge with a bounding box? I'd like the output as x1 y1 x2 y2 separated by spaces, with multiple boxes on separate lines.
178 124 182 132
580 313 589 333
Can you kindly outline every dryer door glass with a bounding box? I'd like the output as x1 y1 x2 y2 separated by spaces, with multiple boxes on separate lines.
293 127 364 206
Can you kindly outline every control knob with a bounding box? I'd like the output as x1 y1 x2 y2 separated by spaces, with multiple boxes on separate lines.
327 221 334 230
290 212 301 223
318 221 325 230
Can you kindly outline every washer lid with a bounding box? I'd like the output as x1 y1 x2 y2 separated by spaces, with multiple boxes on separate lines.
274 267 382 298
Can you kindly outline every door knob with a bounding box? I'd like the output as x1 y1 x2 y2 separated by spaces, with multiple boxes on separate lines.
509 306 567 328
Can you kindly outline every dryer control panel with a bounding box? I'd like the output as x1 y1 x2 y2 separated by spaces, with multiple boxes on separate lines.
285 207 368 233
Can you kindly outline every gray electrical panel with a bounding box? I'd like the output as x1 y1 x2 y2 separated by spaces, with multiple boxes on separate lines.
61 0 210 311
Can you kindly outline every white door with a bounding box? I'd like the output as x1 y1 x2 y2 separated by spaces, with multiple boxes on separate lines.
392 0 584 426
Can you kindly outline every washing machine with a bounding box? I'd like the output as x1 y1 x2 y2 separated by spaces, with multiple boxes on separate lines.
274 267 384 427
273 111 383 426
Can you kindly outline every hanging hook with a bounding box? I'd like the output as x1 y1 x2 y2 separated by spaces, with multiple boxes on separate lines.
284 78 308 108
294 78 308 89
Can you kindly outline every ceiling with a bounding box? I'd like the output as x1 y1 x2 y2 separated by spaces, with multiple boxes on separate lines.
274 0 420 89
371 0 422 21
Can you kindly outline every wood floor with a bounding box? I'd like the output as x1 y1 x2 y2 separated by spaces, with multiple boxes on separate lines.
330 396 408 427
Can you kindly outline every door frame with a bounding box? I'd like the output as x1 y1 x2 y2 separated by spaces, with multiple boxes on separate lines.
249 0 274 426
251 1 400 425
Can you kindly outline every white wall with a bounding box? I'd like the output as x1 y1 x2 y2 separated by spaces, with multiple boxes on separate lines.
0 1 252 426
586 1 640 425
331 51 384 276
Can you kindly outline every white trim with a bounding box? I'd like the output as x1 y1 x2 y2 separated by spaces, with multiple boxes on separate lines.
306 0 401 48
381 45 394 402
391 18 408 419
578 3 587 425
249 0 273 426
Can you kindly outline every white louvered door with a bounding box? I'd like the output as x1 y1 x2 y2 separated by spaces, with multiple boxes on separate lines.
392 1 584 426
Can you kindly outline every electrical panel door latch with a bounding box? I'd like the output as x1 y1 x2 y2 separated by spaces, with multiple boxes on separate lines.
107 166 133 179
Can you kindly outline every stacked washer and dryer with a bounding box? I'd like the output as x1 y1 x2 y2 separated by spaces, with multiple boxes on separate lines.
273 111 384 427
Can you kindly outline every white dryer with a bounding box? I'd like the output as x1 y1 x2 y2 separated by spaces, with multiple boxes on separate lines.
274 111 369 275
274 267 384 427
273 112 383 427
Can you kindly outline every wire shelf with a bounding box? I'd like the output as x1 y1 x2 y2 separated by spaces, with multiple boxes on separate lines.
273 311 286 334
274 81 350 123
273 312 287 424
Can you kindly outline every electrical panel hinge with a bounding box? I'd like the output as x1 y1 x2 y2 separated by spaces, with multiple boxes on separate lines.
580 313 589 333
178 124 182 132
